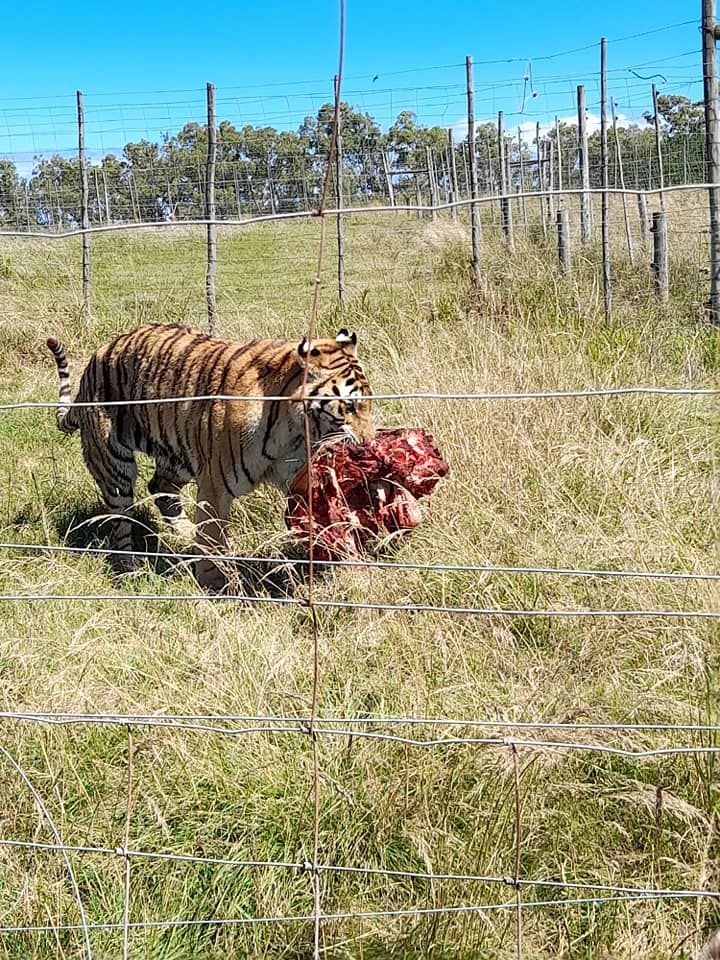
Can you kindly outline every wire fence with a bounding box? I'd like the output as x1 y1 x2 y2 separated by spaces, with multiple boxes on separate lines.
2 15 720 959
1 383 719 955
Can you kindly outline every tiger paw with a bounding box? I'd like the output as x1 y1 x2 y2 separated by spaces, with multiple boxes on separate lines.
109 551 137 576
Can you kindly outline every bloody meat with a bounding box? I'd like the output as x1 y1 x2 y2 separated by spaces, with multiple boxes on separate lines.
285 427 449 561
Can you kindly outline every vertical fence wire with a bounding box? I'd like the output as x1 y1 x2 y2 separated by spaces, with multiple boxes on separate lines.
465 55 481 288
512 744 523 960
206 81 218 335
334 73 345 305
703 0 720 323
121 727 134 960
76 90 91 319
301 6 346 956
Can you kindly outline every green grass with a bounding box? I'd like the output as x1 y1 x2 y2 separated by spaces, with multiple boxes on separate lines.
1 200 720 958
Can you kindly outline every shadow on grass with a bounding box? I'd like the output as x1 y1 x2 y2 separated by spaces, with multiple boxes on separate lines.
49 500 318 598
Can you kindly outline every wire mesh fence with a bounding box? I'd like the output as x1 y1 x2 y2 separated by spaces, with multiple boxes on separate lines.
2 16 720 958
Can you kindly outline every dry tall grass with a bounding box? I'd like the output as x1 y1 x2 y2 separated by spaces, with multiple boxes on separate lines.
0 199 719 959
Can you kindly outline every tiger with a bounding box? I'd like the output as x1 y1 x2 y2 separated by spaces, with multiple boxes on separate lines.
46 322 374 590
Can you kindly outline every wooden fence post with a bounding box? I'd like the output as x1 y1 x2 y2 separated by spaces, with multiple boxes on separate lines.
76 90 91 318
600 37 611 320
557 209 570 274
536 122 547 240
517 127 527 231
498 111 513 249
426 145 438 221
652 83 666 212
448 128 458 220
577 85 592 244
611 98 635 265
554 115 563 204
547 137 556 224
651 211 669 303
466 55 481 287
205 81 218 335
637 191 650 248
101 168 111 224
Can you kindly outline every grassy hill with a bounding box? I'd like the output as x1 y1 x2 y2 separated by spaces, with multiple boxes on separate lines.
0 202 719 958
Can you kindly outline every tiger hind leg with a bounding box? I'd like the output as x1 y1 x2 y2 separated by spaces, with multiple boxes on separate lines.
80 415 138 573
148 462 195 540
194 474 233 592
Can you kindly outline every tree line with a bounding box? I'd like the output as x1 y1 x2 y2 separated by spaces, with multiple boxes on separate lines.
0 94 705 228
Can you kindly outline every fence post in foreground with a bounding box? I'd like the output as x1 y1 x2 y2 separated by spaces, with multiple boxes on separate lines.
651 211 669 303
536 123 547 240
557 209 570 274
651 83 666 213
577 85 592 244
498 111 514 250
637 192 650 248
447 128 458 220
600 37 612 320
426 146 438 222
703 0 720 322
466 55 481 288
76 90 91 318
611 97 635 266
205 81 218 335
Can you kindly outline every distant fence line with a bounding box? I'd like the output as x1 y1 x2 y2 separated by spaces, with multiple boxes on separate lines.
0 29 716 320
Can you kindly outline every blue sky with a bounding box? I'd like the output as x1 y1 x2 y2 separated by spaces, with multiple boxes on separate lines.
0 1 701 172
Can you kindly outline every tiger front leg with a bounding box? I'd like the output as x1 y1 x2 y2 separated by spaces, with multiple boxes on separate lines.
81 422 138 575
194 477 233 592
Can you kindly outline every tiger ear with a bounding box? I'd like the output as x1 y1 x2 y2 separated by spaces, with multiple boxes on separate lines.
335 328 358 355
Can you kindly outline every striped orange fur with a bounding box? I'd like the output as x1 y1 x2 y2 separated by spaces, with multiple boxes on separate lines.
47 322 374 589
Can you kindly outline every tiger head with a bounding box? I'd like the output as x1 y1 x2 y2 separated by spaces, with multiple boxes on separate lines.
295 328 374 444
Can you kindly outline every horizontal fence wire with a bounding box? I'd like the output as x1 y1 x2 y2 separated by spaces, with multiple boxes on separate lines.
3 837 720 901
0 184 717 240
2 385 719 413
4 707 720 757
1 387 716 610
1 894 711 936
0 723 719 757
6 713 720 733
3 540 719 581
0 594 716 618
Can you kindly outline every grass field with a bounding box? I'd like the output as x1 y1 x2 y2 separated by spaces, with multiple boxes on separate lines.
1 198 720 958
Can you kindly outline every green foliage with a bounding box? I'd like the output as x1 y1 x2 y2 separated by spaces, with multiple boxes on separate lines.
2 91 709 230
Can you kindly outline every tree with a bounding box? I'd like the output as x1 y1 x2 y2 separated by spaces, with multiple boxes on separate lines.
28 155 81 227
644 95 704 136
0 159 20 225
301 102 384 199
